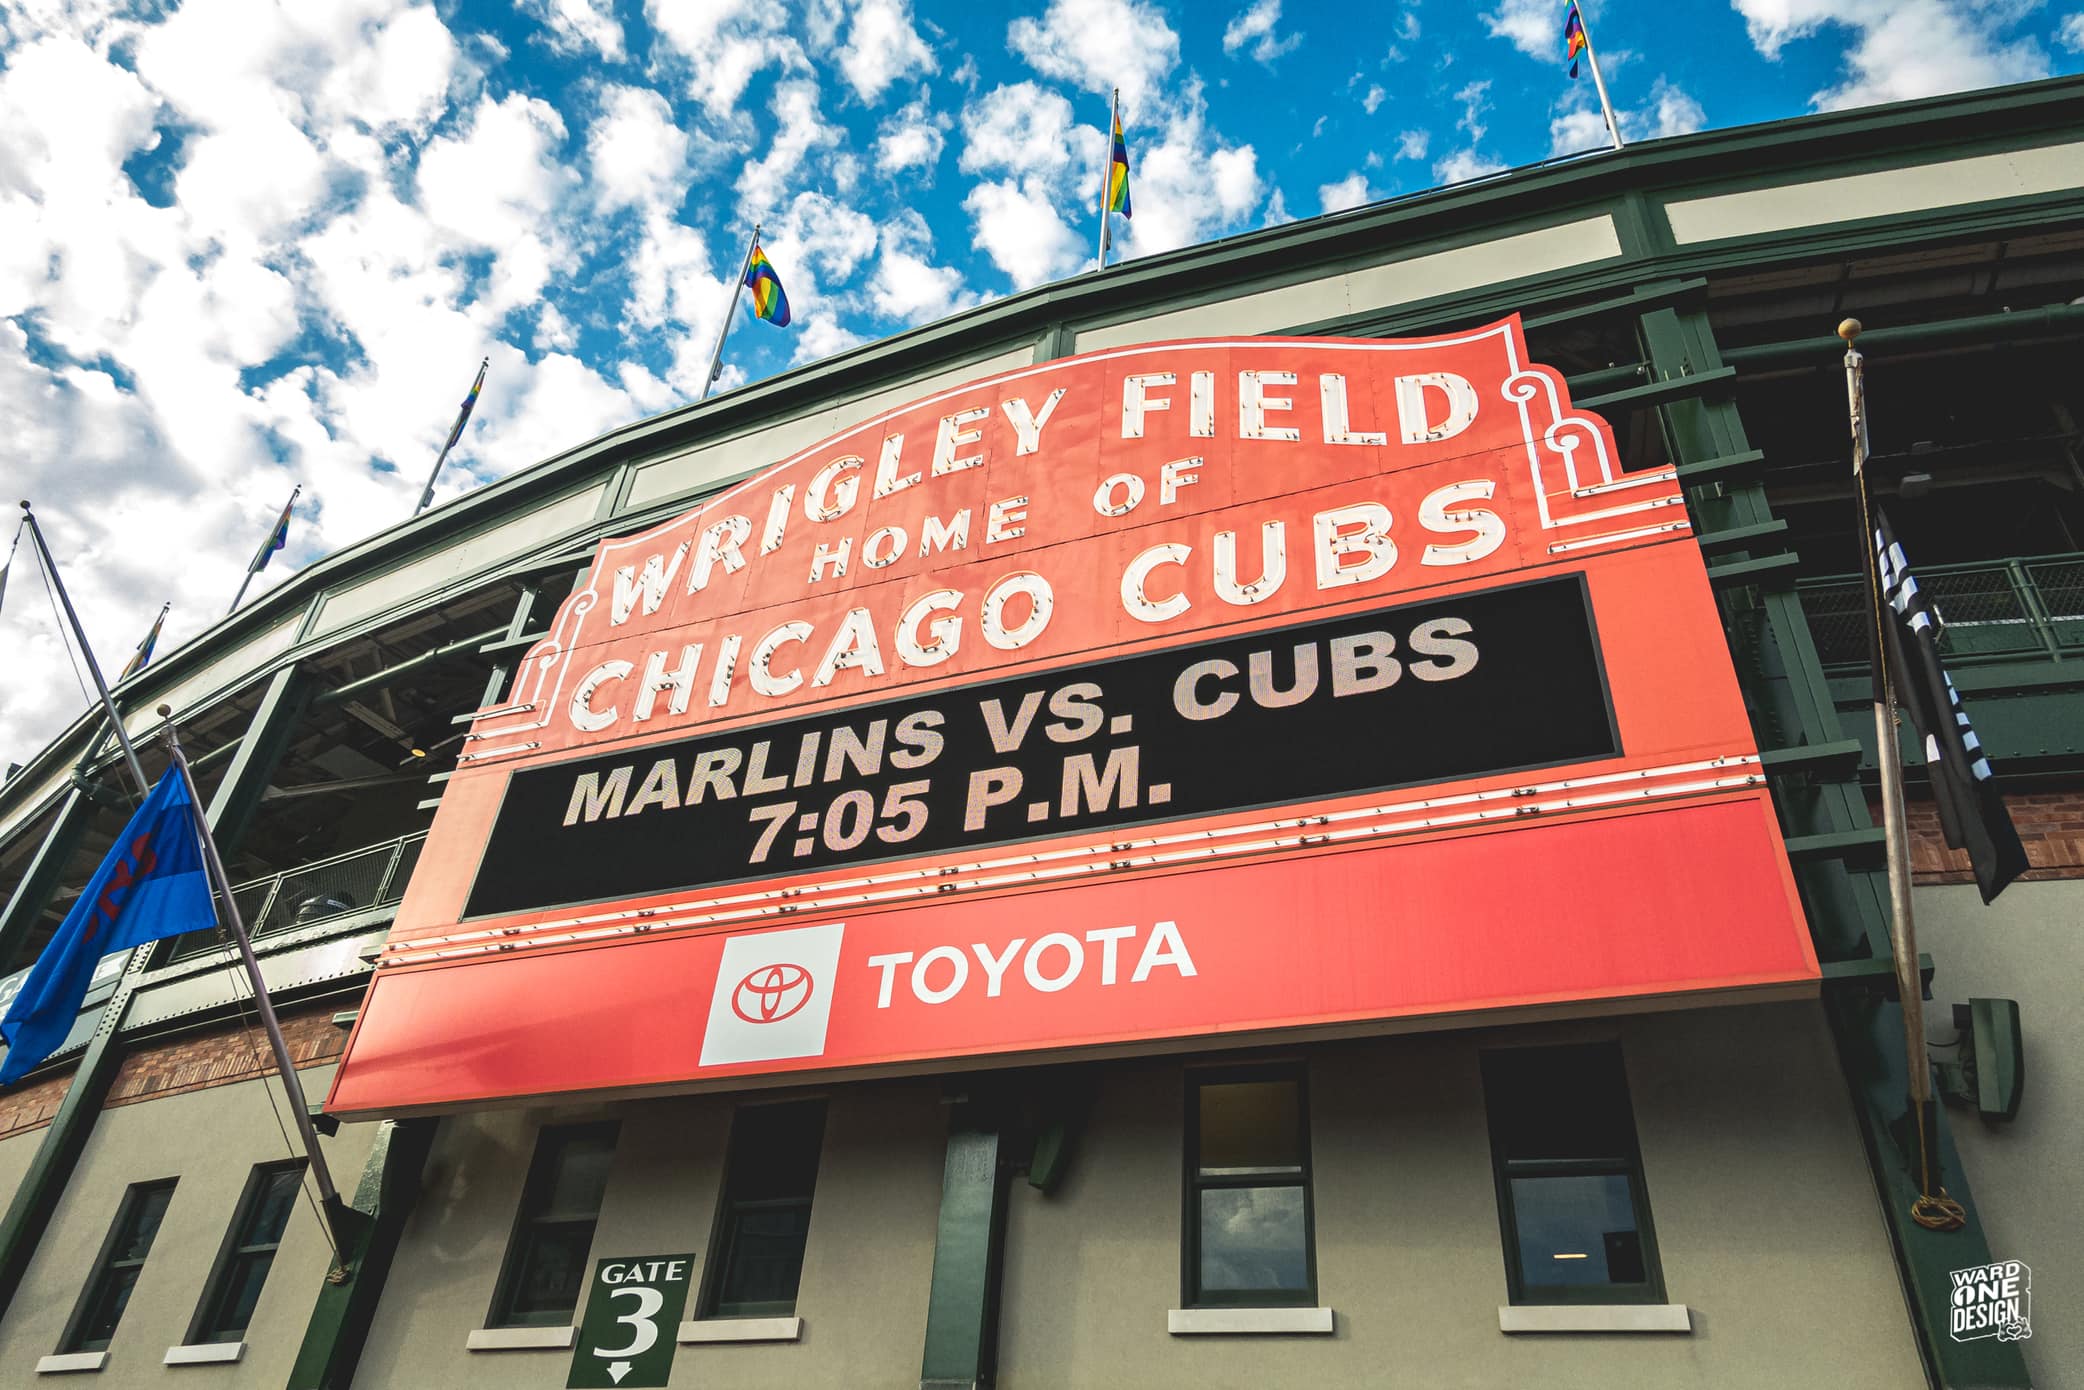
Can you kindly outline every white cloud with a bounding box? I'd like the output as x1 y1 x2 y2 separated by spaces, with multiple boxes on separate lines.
1222 0 1302 65
1363 85 1386 114
960 82 1077 176
789 314 867 366
737 78 843 216
964 177 1083 286
645 0 807 119
1483 0 1558 59
1319 171 1372 213
838 0 938 103
1396 128 1430 160
1453 79 1491 141
1008 0 1181 117
1397 12 1421 41
521 0 625 61
869 211 977 323
876 88 951 174
2060 15 2084 53
416 92 573 251
1732 0 2051 109
1263 187 1293 224
587 84 691 212
1432 148 1507 184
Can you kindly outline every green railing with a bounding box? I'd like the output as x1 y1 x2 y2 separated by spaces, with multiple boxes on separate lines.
1798 552 2084 671
165 829 428 962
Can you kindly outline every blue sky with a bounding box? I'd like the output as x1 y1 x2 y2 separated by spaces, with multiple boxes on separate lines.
1 0 2081 768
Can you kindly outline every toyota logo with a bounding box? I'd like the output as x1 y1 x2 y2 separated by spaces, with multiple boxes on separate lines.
731 963 814 1024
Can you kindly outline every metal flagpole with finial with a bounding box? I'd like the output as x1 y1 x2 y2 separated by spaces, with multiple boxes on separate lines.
229 484 300 616
1096 87 1121 270
703 225 761 401
1839 317 1966 1233
414 358 489 517
156 705 353 1266
1576 7 1625 151
17 502 149 798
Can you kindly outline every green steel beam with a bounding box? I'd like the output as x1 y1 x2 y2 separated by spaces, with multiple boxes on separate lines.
203 666 312 852
919 1099 1008 1390
0 665 312 1325
285 1117 438 1390
1639 298 2028 1388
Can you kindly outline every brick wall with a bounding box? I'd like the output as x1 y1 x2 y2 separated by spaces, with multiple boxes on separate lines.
1892 789 2084 886
0 1008 345 1143
0 1069 73 1144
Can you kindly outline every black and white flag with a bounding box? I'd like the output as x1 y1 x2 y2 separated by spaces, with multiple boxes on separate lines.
1872 507 2028 903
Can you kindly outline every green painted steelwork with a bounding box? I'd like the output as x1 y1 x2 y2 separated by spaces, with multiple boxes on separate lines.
284 1117 437 1390
919 1101 1008 1390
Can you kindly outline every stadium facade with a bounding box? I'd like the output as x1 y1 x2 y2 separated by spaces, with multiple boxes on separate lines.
0 77 2079 1390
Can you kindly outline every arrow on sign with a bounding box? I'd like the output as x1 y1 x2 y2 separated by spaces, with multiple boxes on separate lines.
606 1363 631 1384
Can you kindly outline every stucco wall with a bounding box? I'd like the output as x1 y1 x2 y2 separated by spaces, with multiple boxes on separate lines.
1919 879 2081 1390
997 1002 1921 1390
0 1062 375 1387
353 1077 945 1389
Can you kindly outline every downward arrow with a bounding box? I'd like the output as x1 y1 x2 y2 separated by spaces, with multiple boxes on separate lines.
606 1363 631 1384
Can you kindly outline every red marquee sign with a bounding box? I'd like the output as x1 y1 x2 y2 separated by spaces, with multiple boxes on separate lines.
327 319 1815 1118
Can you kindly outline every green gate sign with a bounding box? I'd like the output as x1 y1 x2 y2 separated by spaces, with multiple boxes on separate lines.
566 1253 696 1388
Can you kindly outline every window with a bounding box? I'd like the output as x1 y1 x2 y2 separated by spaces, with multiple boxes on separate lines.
1481 1043 1663 1304
62 1180 177 1353
1183 1068 1314 1307
188 1161 305 1344
489 1123 618 1326
700 1101 826 1318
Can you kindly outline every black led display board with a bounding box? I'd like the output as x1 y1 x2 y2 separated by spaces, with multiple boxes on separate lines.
465 574 1616 917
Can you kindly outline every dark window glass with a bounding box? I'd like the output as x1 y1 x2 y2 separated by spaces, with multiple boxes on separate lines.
1185 1070 1313 1307
190 1162 305 1344
1482 1043 1663 1305
65 1180 177 1353
703 1102 826 1318
490 1124 618 1326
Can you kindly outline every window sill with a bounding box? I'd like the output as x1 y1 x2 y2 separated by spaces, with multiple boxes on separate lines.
35 1352 108 1374
1498 1304 1692 1334
164 1343 245 1366
465 1325 576 1351
1168 1307 1335 1336
677 1316 803 1344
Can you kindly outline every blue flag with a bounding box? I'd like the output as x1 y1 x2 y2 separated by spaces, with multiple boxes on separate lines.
0 770 216 1084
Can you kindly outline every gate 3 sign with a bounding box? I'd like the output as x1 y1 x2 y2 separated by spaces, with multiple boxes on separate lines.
567 1254 695 1389
328 318 1818 1118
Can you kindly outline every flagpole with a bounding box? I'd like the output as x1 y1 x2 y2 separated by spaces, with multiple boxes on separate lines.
17 503 148 798
1096 87 1120 271
414 359 489 517
702 225 760 401
1840 318 1965 1233
157 706 350 1260
1578 10 1625 150
228 485 300 615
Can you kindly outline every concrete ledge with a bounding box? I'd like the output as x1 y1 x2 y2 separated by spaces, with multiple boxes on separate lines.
1498 1304 1692 1334
464 1325 576 1351
35 1352 109 1374
163 1342 245 1365
1168 1307 1335 1335
677 1316 803 1344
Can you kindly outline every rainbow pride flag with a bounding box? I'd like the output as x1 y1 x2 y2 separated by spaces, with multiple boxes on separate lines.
744 245 791 327
1107 109 1132 218
1564 2 1588 78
